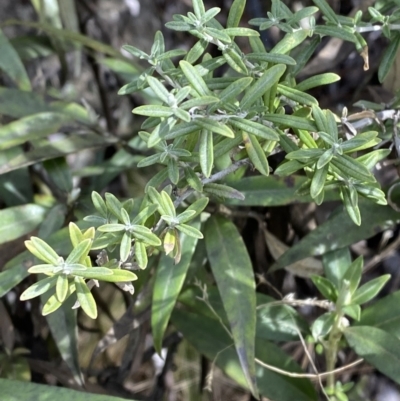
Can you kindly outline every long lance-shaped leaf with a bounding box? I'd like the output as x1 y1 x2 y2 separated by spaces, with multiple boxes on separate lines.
199 129 213 177
0 378 141 401
345 326 400 385
270 200 400 272
227 0 246 28
240 64 286 110
180 60 212 97
171 309 318 401
152 222 200 354
205 215 258 397
0 28 31 91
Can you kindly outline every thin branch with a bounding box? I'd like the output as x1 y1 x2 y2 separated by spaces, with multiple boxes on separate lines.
255 357 363 380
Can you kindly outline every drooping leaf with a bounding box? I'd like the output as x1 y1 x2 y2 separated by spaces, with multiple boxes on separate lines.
345 326 400 385
0 204 46 245
357 290 400 339
0 378 140 401
0 29 31 91
270 200 400 272
152 221 200 354
171 309 317 401
205 215 258 396
0 133 117 175
43 296 84 385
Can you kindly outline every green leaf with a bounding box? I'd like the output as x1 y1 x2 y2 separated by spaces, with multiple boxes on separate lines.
185 39 208 64
214 77 253 105
314 26 356 43
277 84 318 106
43 157 73 193
224 27 259 37
194 117 235 138
310 164 328 198
263 114 317 131
120 232 132 262
352 275 391 305
311 275 337 301
130 226 160 246
43 294 84 386
0 112 71 150
227 0 246 28
331 154 375 183
176 223 203 238
0 378 139 401
270 200 400 272
225 175 336 206
243 132 270 176
0 29 31 91
295 73 340 92
379 32 400 83
26 237 60 265
152 222 200 354
74 277 97 319
56 275 69 302
204 183 245 200
230 117 280 141
98 269 138 283
199 129 213 178
146 76 170 103
311 312 335 340
357 291 400 339
180 60 211 97
192 0 205 18
205 215 258 396
134 241 147 269
171 310 317 401
344 326 400 385
160 191 176 217
0 133 117 175
246 52 296 65
271 30 309 54
65 239 92 264
20 276 57 301
312 0 339 24
0 204 46 245
322 247 351 288
132 105 173 118
240 64 286 110
222 47 248 74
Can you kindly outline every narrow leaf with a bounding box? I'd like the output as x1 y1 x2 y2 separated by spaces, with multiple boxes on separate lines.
205 216 258 396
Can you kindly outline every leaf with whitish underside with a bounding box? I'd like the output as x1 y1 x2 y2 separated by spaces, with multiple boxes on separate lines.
152 221 200 354
345 326 400 384
0 378 140 401
199 129 213 177
205 215 258 396
0 204 46 245
270 200 400 272
0 29 31 91
171 309 317 401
